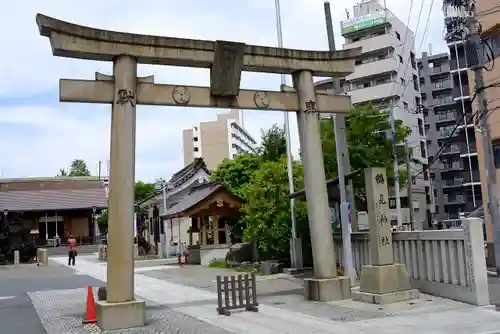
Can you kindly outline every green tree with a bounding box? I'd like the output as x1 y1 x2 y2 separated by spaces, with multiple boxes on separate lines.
211 153 261 196
66 159 91 176
97 210 108 232
320 104 411 210
258 123 287 162
57 168 68 177
135 181 155 203
240 158 309 260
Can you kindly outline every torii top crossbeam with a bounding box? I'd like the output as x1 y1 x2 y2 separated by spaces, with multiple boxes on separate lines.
36 14 361 78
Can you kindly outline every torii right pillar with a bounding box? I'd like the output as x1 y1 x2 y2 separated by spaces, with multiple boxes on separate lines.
353 167 420 304
293 70 351 301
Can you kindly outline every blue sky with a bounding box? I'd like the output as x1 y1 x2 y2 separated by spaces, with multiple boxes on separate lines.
0 0 447 181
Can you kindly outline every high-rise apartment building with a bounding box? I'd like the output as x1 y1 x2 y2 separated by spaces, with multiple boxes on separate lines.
182 109 257 170
417 51 481 226
442 0 500 262
316 0 428 228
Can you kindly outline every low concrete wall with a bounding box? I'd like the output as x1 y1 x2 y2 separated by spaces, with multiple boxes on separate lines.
200 244 231 266
335 218 489 306
98 244 140 261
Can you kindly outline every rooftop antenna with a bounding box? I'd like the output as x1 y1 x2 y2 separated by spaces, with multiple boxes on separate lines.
428 43 433 55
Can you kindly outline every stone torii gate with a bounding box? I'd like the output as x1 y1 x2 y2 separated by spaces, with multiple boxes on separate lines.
36 14 361 330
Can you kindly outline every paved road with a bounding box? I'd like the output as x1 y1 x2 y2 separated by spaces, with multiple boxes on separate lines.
489 275 500 305
0 264 103 334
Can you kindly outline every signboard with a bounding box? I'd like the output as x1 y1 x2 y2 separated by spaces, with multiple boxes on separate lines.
341 11 387 34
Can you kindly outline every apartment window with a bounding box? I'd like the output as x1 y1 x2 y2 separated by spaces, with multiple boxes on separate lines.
400 78 406 86
403 102 409 110
395 31 401 40
418 118 424 135
410 52 417 70
193 147 199 152
420 141 427 158
193 137 198 142
398 55 403 63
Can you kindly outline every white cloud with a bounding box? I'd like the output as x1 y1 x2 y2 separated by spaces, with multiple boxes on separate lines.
0 0 446 181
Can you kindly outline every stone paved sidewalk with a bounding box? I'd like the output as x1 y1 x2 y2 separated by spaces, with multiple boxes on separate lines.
47 255 500 333
29 288 231 333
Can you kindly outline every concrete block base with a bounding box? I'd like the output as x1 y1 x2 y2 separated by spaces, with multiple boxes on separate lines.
352 288 420 304
134 244 139 260
95 299 145 330
356 263 419 304
304 276 351 301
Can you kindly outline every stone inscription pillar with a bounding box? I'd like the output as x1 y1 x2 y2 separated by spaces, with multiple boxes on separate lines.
353 167 419 304
107 55 137 303
293 70 350 301
364 167 393 265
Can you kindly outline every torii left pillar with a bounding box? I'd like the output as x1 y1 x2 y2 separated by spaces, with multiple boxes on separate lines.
97 55 146 330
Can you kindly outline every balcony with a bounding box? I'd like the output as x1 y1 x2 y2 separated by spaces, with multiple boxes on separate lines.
450 58 467 71
439 161 463 171
346 57 398 81
435 111 456 123
460 143 478 157
343 33 397 55
452 85 471 98
443 194 466 204
429 66 447 76
438 127 459 139
348 81 403 104
463 171 481 185
434 96 455 108
443 178 464 188
432 80 452 91
440 144 460 156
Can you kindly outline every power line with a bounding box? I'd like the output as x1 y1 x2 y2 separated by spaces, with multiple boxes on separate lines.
401 0 437 100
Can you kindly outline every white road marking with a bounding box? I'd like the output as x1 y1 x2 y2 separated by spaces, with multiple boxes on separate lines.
134 265 179 272
0 296 16 300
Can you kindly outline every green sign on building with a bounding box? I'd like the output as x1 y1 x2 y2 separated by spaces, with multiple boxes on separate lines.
341 11 387 35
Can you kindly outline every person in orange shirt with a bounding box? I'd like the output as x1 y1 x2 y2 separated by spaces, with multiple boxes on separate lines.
67 234 77 266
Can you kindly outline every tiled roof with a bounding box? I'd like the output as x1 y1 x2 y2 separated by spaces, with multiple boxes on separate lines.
0 186 108 212
136 158 210 206
170 158 210 188
161 182 221 218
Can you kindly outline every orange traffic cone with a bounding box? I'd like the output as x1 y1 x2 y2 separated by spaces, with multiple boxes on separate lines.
83 285 97 324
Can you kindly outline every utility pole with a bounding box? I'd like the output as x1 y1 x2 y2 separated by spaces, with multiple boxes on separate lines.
162 179 170 258
274 0 303 270
324 1 356 282
405 140 414 230
390 108 402 227
466 2 500 273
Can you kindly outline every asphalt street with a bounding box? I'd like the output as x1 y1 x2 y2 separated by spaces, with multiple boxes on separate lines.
0 264 103 334
489 275 500 305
